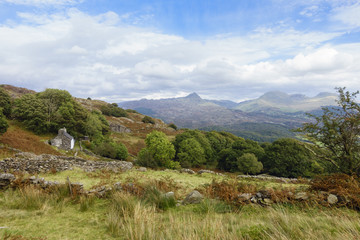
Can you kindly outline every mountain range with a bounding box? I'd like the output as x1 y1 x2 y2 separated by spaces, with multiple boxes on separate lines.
119 91 337 141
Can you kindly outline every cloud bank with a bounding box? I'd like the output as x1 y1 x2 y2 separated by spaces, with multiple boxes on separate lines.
0 6 359 102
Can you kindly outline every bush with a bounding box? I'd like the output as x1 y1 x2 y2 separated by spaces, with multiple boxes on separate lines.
168 123 177 130
142 116 155 124
125 109 138 113
94 141 128 160
137 148 157 168
100 104 128 117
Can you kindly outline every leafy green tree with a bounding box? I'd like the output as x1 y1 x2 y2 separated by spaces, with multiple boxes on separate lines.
262 138 322 178
0 109 8 135
138 131 178 169
0 87 11 117
217 138 265 172
177 138 206 168
237 153 263 175
174 130 214 165
85 111 110 142
13 94 48 134
297 87 360 175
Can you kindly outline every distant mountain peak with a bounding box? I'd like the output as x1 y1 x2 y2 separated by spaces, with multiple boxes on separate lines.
185 92 202 100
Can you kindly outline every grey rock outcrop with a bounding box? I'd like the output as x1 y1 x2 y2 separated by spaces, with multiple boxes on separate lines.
182 190 203 204
109 123 131 133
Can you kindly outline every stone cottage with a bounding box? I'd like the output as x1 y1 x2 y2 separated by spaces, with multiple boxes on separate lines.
51 127 75 150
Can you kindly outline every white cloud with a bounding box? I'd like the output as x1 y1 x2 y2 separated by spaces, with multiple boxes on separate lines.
0 9 359 102
332 3 360 28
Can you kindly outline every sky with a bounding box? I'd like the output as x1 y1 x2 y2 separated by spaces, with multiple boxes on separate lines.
0 0 359 102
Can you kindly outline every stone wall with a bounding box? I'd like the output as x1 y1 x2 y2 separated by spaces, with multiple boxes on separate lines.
0 152 133 174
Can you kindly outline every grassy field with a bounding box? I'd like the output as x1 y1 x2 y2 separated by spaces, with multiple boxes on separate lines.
1 168 360 240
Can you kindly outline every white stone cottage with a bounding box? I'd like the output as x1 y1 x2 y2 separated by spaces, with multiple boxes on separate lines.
51 128 75 150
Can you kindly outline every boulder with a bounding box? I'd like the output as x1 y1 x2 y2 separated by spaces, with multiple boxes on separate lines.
137 167 147 172
180 169 195 174
295 192 308 201
182 190 203 205
0 173 15 190
164 192 175 199
238 193 252 201
197 169 215 175
327 194 338 205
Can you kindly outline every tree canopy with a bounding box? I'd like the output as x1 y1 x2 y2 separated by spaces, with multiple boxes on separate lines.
297 87 360 175
137 131 178 169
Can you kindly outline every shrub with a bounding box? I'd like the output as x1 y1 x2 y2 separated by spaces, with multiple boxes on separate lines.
94 141 128 160
168 123 177 130
142 116 155 124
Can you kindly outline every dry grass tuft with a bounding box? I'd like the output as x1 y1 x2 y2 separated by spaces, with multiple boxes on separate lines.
310 174 360 209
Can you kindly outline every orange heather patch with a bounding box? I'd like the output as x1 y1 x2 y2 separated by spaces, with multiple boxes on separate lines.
0 125 61 155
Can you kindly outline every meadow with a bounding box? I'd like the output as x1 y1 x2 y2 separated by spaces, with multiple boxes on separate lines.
1 168 360 240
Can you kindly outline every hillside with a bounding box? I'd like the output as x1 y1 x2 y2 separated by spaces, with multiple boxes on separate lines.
0 85 179 157
119 93 249 128
120 91 336 141
234 91 337 113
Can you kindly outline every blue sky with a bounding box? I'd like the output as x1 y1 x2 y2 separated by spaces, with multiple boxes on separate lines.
0 0 359 102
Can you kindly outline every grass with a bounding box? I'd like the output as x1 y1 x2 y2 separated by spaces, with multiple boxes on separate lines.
1 168 359 239
2 186 360 240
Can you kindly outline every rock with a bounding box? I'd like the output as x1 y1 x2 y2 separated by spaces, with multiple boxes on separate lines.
295 192 308 201
180 169 195 174
164 192 175 199
182 190 203 205
250 196 257 203
113 182 122 191
197 169 215 175
327 194 338 204
0 173 15 190
238 193 252 201
259 198 273 206
138 167 147 172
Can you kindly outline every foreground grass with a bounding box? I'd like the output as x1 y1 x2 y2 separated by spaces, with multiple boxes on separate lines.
1 188 360 240
1 170 358 239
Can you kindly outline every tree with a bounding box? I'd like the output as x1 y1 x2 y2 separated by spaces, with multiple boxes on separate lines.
138 131 178 169
174 130 214 164
13 94 48 134
0 109 8 135
262 138 322 178
0 87 11 117
217 138 264 172
298 87 360 175
177 138 206 168
237 153 263 175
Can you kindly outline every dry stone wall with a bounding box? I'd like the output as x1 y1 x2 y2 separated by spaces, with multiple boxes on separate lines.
0 152 133 174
